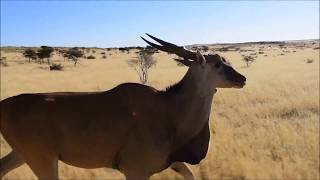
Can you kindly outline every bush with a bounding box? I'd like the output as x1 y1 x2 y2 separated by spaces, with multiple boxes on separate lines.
102 55 107 59
306 58 314 63
87 55 96 59
0 57 8 67
50 63 63 71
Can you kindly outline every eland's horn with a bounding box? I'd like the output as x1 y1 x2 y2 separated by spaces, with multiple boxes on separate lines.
141 33 197 60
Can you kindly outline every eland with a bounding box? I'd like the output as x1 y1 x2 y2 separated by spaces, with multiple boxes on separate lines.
0 34 246 180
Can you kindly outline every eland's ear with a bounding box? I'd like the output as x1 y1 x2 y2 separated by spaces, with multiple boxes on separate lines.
196 50 206 67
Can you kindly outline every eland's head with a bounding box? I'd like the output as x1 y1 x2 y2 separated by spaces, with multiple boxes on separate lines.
141 33 246 89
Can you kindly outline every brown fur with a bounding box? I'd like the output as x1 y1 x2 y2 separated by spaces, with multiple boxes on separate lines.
0 36 246 180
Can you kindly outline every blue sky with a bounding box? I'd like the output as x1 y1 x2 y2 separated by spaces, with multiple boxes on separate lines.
1 1 319 47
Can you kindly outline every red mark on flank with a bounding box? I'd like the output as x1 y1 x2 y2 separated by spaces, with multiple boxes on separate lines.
132 111 138 120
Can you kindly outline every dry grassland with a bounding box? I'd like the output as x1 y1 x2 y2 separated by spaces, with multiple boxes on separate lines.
0 40 319 180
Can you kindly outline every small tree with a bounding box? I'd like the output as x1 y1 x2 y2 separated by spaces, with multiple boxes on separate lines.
65 47 84 66
37 46 54 64
242 55 255 67
23 49 37 63
127 50 157 84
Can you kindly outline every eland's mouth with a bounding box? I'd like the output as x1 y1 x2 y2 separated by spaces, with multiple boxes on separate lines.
233 80 246 88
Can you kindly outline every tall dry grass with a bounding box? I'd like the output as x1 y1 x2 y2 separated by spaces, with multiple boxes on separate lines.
0 42 319 180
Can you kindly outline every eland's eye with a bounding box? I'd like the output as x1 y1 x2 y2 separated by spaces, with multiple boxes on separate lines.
215 62 221 68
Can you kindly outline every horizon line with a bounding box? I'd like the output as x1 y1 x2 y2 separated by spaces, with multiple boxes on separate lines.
1 38 319 49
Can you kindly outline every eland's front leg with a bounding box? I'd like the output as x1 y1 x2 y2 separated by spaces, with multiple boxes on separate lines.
170 162 194 180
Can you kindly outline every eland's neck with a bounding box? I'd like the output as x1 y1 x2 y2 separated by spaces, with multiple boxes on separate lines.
180 67 215 97
168 67 216 138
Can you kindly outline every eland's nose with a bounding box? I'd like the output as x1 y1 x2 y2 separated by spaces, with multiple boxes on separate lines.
240 75 246 82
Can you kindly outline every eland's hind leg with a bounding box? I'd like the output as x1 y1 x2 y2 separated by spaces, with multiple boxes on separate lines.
0 150 24 179
124 173 149 180
170 162 194 180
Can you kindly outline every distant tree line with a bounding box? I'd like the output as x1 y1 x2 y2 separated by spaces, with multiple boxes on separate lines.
23 46 85 66
21 45 159 72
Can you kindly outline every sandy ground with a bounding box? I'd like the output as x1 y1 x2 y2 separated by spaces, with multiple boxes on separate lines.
0 40 319 180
